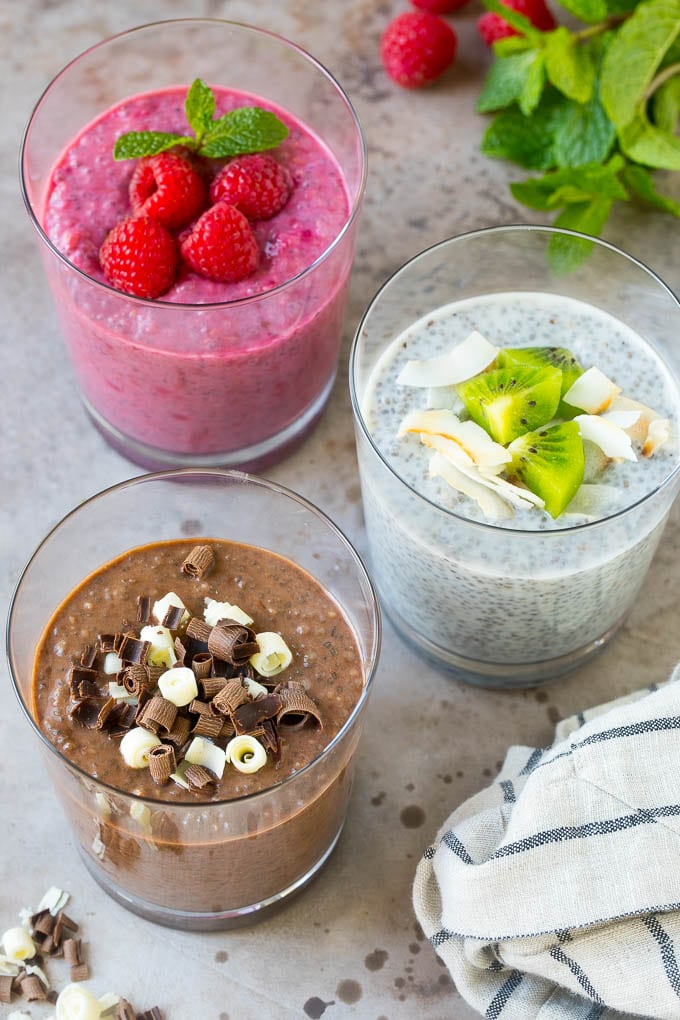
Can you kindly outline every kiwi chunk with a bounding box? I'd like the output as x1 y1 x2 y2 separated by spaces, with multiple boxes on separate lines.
498 346 584 418
456 365 562 445
508 421 585 518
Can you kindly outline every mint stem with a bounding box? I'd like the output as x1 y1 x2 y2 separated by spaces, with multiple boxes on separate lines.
644 61 680 102
574 13 629 42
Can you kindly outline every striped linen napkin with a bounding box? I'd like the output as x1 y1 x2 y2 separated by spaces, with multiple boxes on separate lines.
413 670 680 1019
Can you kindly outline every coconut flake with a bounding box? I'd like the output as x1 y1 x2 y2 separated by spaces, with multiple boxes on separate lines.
399 409 511 469
397 331 498 387
566 483 625 517
602 410 642 430
575 414 636 461
643 417 671 457
607 395 660 441
37 887 70 916
429 452 513 520
563 367 621 414
426 385 465 413
424 435 543 511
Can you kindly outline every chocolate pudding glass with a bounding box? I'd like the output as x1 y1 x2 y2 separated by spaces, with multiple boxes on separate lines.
20 19 366 472
7 470 380 930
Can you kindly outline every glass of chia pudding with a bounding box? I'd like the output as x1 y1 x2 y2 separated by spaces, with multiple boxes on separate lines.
350 225 680 689
7 470 380 930
21 19 366 471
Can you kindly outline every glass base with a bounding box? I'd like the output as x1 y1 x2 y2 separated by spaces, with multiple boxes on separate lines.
82 371 336 473
78 821 344 931
384 602 628 689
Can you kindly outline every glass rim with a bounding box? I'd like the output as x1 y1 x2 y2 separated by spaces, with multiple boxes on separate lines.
6 467 382 808
349 223 680 537
19 17 368 310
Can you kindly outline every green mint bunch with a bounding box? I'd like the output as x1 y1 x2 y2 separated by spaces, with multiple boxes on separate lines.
477 0 680 270
113 78 289 161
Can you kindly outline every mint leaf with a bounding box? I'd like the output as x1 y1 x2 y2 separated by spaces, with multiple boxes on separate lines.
520 53 547 114
184 78 215 141
605 0 640 12
623 163 680 214
619 113 680 168
476 51 541 113
547 197 614 273
556 0 607 23
481 92 564 169
552 91 617 166
493 35 536 55
481 0 544 42
653 74 680 131
511 157 628 209
113 131 193 160
200 107 289 158
545 28 597 104
601 0 680 129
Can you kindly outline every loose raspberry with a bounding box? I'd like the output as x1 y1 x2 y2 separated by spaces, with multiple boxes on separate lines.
410 0 471 13
210 154 293 221
381 11 457 89
99 217 178 299
129 152 207 229
180 202 259 283
477 0 556 45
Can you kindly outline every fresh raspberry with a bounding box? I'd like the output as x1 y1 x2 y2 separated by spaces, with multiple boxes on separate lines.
129 152 207 229
381 11 457 89
180 202 259 283
210 154 293 221
410 0 471 12
99 217 178 299
477 0 556 45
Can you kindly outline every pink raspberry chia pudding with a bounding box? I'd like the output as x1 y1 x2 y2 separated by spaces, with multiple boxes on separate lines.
22 23 366 469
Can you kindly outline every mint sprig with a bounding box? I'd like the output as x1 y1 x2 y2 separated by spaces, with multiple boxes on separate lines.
477 0 680 271
113 78 289 161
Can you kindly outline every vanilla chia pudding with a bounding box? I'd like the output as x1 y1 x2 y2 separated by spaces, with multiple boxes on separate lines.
355 291 680 681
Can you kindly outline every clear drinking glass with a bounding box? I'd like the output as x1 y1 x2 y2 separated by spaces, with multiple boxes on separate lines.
350 225 680 689
7 470 380 930
20 19 366 471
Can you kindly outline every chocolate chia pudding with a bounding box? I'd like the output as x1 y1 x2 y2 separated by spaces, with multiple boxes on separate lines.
31 538 366 918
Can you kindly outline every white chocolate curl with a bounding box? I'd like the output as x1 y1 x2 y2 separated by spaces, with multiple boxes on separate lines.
1 927 35 961
226 735 268 774
119 727 162 768
185 736 227 779
204 598 254 627
102 652 123 675
152 591 189 628
55 984 104 1020
249 632 292 677
139 625 177 668
158 666 198 707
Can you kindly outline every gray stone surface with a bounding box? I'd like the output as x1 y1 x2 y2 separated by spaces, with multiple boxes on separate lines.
2 1 679 1018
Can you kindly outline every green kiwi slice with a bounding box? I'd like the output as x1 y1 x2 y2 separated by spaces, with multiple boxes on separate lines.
456 365 562 445
508 421 585 518
498 346 584 418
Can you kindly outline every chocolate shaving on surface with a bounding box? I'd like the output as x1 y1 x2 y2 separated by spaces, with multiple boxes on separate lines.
186 617 211 644
80 644 97 669
219 718 236 738
208 623 256 664
0 974 14 1003
165 715 192 747
212 678 250 716
121 664 154 697
136 595 152 625
163 604 185 630
181 544 214 579
32 911 55 937
260 718 282 762
21 973 46 1001
173 636 187 666
117 634 151 665
184 763 216 791
70 961 90 982
67 666 99 699
199 675 227 698
95 697 117 731
188 699 213 716
233 694 283 735
148 743 176 785
107 700 140 735
191 714 223 738
98 633 116 652
63 938 81 965
276 682 323 730
192 653 213 680
137 696 177 735
69 697 108 729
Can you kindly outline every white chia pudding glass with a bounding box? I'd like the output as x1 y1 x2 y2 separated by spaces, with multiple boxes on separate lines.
350 226 680 688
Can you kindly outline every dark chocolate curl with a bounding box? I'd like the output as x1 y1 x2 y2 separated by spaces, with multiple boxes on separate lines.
181 544 215 579
98 633 116 652
148 743 176 785
165 715 192 747
186 617 211 644
118 634 151 665
174 636 187 666
121 663 154 697
163 604 186 630
233 694 283 735
69 697 109 729
68 666 99 699
80 644 97 668
136 595 152 625
276 682 323 730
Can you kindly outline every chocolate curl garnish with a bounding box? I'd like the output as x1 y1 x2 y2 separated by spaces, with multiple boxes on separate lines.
148 743 176 785
137 696 177 735
260 718 282 763
191 714 223 738
21 974 46 1001
212 678 250 716
63 938 81 966
68 666 99 699
220 718 235 739
184 763 216 791
69 697 108 729
118 634 151 665
139 1009 164 1020
33 910 55 938
70 962 90 982
181 544 214 579
165 715 192 747
95 697 117 731
121 663 154 697
0 975 14 1004
98 633 116 652
192 653 213 681
136 595 152 625
233 694 282 735
163 604 186 630
80 644 97 668
200 675 227 698
116 999 137 1020
276 682 323 730
174 636 187 666
208 623 259 664
186 617 211 644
